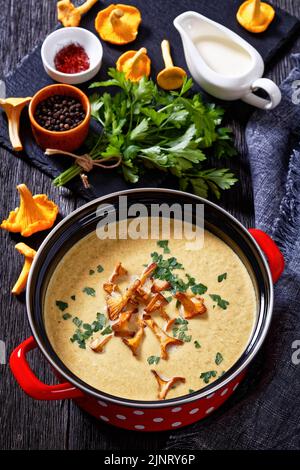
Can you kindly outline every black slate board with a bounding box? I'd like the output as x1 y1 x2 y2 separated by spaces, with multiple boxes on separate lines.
0 0 299 200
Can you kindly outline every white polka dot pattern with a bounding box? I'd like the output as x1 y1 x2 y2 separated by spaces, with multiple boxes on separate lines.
171 407 182 412
189 408 199 415
100 415 109 422
205 407 214 415
153 417 164 423
171 422 182 427
206 393 215 399
233 383 239 391
221 388 228 396
98 400 108 407
134 425 145 430
116 414 127 420
133 410 144 415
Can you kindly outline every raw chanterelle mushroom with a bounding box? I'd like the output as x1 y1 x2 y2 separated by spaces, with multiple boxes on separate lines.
57 0 98 27
236 0 275 33
157 39 187 90
0 97 32 151
12 243 36 295
0 184 59 237
116 47 151 82
95 3 142 45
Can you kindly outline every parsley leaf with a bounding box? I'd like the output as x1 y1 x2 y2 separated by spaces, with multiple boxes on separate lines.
194 340 201 349
62 313 72 320
147 355 160 365
55 300 68 311
157 240 171 254
101 325 113 336
191 283 207 295
215 352 223 365
82 287 96 297
209 294 229 310
200 370 217 384
218 272 227 282
97 265 104 273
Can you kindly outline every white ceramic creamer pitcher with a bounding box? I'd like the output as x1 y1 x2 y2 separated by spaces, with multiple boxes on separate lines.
174 11 281 110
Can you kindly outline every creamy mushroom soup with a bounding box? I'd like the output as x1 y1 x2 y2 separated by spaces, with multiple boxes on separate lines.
44 220 256 401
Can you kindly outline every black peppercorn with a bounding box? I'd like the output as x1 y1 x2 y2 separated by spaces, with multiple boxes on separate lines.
35 95 86 132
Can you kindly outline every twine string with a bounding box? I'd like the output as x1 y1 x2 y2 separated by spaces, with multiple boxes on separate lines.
45 148 122 172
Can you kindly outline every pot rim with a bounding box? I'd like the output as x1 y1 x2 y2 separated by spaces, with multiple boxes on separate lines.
26 188 274 408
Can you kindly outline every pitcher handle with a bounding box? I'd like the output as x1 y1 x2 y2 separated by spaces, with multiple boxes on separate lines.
241 78 281 110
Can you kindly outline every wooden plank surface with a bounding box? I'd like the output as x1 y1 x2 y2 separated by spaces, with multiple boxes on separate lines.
0 0 299 450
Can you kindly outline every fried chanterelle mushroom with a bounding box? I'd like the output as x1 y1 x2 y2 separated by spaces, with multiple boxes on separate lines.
151 370 186 400
90 334 113 353
122 318 145 356
174 292 207 319
95 3 142 45
144 315 183 360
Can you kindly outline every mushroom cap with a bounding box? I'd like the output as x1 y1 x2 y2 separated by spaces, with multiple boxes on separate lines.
0 184 59 237
116 49 151 82
57 0 81 27
237 1 275 33
95 3 142 45
157 66 187 91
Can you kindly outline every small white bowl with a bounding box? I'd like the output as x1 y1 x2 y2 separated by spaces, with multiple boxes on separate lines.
41 27 103 85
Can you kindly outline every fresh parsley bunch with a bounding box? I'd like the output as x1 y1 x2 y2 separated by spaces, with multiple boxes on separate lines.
54 68 237 198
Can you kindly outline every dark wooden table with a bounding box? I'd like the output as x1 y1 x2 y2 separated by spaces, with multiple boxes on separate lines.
0 0 299 451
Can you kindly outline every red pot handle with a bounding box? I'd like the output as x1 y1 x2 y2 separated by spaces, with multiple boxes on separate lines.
249 228 285 283
9 336 84 401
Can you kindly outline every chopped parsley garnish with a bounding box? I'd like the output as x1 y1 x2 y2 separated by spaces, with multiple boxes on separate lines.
55 300 68 311
200 370 217 384
218 272 227 283
70 312 108 348
147 355 160 365
189 389 195 394
72 317 82 328
97 264 104 273
101 325 113 336
82 287 96 297
191 283 207 295
62 313 72 320
172 317 191 342
194 340 201 349
165 296 173 303
215 352 223 365
176 299 181 309
70 295 76 301
89 269 95 275
157 240 170 254
96 312 106 330
209 294 229 310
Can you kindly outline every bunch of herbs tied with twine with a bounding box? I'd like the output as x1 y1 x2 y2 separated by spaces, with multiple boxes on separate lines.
52 68 237 199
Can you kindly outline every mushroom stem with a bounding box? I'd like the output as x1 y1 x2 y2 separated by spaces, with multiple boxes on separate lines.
12 243 36 295
77 0 98 15
130 47 147 67
109 8 124 25
0 97 31 151
161 40 174 69
253 0 261 17
8 107 23 151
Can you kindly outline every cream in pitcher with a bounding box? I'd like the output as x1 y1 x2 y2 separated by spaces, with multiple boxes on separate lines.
174 11 281 109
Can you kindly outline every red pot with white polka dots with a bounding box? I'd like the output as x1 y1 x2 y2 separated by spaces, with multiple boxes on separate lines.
9 189 284 431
